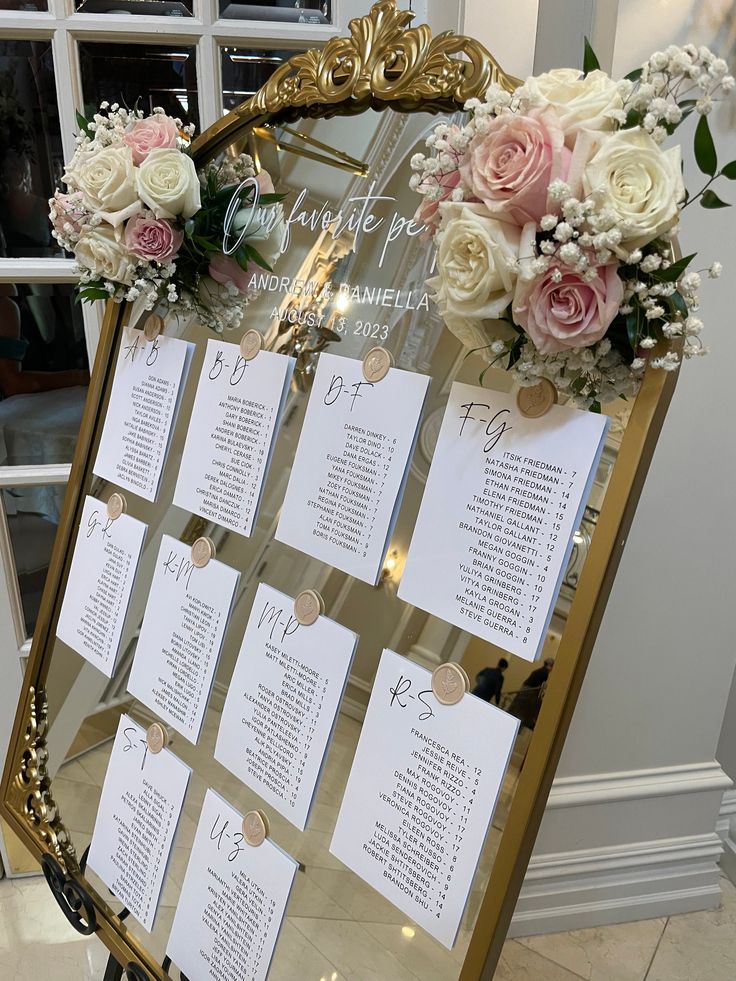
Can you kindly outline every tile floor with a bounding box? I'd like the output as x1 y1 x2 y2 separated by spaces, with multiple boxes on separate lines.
2 703 735 980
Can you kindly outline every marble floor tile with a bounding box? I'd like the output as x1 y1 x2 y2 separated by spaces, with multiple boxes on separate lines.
76 743 113 787
52 777 103 838
307 866 407 924
495 939 586 979
290 916 422 981
645 877 736 981
286 869 351 920
57 758 99 787
269 920 346 981
363 921 461 980
518 917 666 980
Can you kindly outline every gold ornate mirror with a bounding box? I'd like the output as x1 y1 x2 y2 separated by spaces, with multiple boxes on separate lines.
1 3 678 978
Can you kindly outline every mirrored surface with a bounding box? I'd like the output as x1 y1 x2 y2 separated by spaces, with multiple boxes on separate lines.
45 106 628 979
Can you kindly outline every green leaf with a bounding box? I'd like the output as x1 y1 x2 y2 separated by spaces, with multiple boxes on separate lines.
583 37 600 75
655 252 697 282
701 189 730 208
590 400 602 413
623 108 643 129
669 290 688 318
243 244 273 272
624 67 643 82
694 114 717 176
720 160 736 179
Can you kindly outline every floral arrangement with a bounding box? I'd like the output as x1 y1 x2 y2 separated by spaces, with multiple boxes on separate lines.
411 44 735 408
49 104 284 332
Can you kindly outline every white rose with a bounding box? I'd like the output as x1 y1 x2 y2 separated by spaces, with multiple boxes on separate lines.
583 128 685 249
524 68 623 143
232 202 285 266
427 203 520 322
137 148 201 220
75 226 136 285
65 145 140 227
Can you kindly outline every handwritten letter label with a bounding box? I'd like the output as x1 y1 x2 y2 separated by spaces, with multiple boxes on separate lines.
276 351 429 584
127 534 240 743
330 649 519 948
167 789 297 981
174 339 295 536
94 326 194 501
86 715 190 931
399 383 609 661
215 583 357 830
56 495 146 677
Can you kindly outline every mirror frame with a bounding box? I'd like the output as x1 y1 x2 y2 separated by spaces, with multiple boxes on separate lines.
0 2 679 977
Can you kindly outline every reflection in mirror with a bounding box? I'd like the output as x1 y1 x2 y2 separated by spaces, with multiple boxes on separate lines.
79 43 199 130
47 106 626 979
0 40 63 257
218 0 330 24
221 48 308 111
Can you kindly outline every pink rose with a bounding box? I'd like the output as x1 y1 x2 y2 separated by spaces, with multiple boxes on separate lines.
124 214 183 262
49 190 86 236
513 256 623 354
123 114 178 165
208 252 258 296
460 107 571 225
256 170 275 195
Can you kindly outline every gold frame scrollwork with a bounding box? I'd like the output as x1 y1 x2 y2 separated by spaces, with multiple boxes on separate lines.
1 3 679 979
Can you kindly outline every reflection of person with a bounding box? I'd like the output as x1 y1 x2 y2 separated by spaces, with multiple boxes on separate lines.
524 658 555 690
472 658 508 705
507 658 555 730
0 285 89 398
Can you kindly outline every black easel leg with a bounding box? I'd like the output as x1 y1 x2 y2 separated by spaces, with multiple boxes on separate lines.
103 952 124 981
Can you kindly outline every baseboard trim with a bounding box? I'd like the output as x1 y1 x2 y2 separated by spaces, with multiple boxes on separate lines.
717 789 736 885
510 831 724 937
548 761 732 809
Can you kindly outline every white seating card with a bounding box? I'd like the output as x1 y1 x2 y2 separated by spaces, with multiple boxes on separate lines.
127 535 240 743
215 583 357 830
276 352 429 584
56 495 146 678
399 383 609 661
167 788 298 981
86 714 190 931
93 326 194 502
330 649 519 948
173 340 295 537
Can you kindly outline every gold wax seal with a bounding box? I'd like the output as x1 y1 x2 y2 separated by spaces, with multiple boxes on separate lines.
106 492 126 521
456 663 471 693
191 536 216 568
143 314 163 342
294 589 324 626
239 329 263 361
146 723 167 754
431 663 466 706
362 346 393 383
516 379 558 419
242 809 269 847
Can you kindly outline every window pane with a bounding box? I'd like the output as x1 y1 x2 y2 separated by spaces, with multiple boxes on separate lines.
0 40 63 258
0 283 89 467
74 0 192 16
219 0 330 23
79 42 199 130
0 0 48 9
4 482 63 637
222 47 304 111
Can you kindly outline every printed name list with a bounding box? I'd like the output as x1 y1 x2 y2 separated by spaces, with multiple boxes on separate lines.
330 649 519 948
216 583 357 830
399 384 609 660
56 495 146 677
276 352 429 584
174 339 294 537
94 326 194 502
127 535 240 743
167 789 297 981
87 715 190 931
